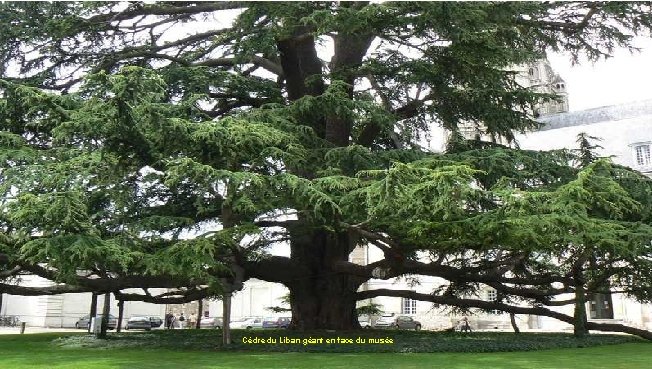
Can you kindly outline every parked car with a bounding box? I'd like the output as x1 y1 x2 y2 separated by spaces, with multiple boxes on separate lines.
262 317 291 329
74 314 117 330
200 316 223 329
125 316 152 331
374 314 421 330
148 316 163 328
358 316 372 329
230 317 263 329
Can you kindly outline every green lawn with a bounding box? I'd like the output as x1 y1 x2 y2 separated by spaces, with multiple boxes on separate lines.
47 329 644 353
0 333 650 369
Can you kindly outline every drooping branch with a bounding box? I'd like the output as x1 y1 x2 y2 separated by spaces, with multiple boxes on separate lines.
86 2 247 24
0 282 88 295
114 288 210 304
195 56 284 77
14 263 204 294
241 256 306 284
357 289 652 340
0 265 21 279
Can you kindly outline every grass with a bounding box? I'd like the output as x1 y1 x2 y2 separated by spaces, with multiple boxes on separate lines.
51 329 642 353
0 331 650 369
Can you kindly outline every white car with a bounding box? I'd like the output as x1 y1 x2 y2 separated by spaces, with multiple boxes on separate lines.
229 317 263 329
200 317 222 329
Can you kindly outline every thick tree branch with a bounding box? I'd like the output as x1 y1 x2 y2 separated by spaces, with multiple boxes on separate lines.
356 289 652 340
242 256 306 284
114 288 209 304
87 2 246 24
0 283 88 295
195 56 284 76
0 265 22 279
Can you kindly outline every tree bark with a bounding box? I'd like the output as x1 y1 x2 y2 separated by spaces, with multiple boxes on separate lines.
326 31 374 147
510 313 520 334
286 225 363 330
98 292 111 339
573 284 589 337
573 263 589 338
116 299 124 333
196 299 203 329
222 293 232 345
88 293 98 333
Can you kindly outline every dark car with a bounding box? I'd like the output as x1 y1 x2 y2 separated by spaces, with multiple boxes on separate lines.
148 316 163 328
125 316 152 331
374 315 421 330
75 314 117 330
262 317 291 329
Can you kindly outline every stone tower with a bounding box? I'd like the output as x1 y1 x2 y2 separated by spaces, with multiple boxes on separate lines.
519 58 569 117
458 58 569 142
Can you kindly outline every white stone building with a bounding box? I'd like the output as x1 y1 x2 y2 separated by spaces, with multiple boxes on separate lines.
517 98 652 177
459 58 569 142
0 275 166 328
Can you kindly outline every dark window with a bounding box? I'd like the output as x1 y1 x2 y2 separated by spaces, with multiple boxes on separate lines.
634 144 651 166
588 292 614 319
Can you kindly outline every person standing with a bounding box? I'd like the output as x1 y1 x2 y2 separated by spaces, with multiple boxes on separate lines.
460 316 472 333
178 312 186 329
165 313 173 329
189 313 197 329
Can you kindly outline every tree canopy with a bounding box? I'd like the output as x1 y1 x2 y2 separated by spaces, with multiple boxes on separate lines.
1 1 652 339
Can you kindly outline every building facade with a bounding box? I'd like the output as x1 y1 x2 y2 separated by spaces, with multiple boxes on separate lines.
0 275 166 328
459 58 569 142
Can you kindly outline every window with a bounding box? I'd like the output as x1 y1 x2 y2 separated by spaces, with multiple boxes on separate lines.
634 144 651 166
401 298 417 315
485 289 502 315
588 292 614 319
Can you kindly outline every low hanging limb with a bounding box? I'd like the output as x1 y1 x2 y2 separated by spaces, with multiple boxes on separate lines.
357 289 652 341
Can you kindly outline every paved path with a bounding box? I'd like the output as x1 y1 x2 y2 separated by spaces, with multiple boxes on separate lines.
0 327 81 335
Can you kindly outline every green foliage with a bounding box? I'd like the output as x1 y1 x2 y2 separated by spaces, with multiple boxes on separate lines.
356 302 383 317
1 1 652 328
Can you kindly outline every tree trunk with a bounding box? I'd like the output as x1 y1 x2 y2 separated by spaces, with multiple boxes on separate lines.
196 299 203 329
88 292 98 333
98 292 111 339
287 226 362 330
573 284 589 337
289 282 359 331
572 262 589 338
510 313 520 334
116 299 124 333
222 293 232 345
0 293 3 316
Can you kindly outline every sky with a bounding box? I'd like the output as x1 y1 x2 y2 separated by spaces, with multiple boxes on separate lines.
547 36 652 112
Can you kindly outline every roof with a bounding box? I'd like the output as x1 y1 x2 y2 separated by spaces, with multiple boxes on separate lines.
536 99 652 131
